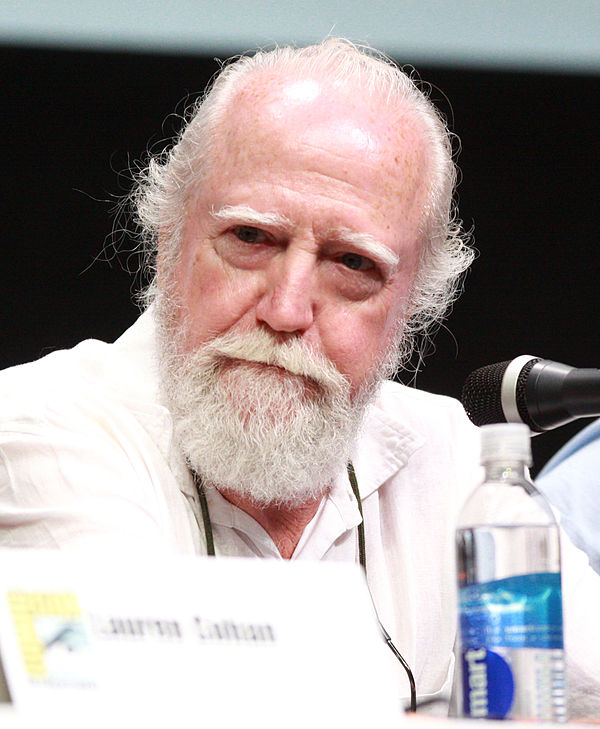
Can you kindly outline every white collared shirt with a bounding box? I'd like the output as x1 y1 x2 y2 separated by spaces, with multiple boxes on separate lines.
0 309 598 715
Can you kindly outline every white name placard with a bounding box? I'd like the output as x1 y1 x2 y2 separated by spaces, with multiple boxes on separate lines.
0 549 404 727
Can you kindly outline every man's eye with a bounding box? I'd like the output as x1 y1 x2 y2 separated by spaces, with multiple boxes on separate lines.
234 226 267 244
338 253 374 272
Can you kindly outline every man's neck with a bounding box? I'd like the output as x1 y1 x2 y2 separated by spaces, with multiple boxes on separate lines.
218 489 323 559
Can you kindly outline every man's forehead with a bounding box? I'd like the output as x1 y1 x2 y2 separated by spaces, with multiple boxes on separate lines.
219 72 426 171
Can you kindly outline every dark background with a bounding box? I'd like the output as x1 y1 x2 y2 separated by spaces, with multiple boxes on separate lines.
3 44 599 475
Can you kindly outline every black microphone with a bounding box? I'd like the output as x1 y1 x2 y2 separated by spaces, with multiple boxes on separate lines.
461 355 600 432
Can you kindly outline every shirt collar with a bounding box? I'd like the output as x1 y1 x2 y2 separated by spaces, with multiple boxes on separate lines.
351 388 426 500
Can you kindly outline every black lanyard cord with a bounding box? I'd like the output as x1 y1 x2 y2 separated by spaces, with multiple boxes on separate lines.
345 462 417 712
346 462 366 572
197 475 216 556
191 465 417 712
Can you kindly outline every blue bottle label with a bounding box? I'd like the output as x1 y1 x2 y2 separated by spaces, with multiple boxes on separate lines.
459 572 564 718
462 647 514 718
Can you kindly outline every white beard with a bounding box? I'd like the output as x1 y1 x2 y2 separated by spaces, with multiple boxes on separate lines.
156 302 377 508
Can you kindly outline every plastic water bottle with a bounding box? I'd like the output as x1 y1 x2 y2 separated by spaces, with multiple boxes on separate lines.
456 423 566 720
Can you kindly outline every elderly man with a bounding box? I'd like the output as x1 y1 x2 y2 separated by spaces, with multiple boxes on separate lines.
0 40 598 716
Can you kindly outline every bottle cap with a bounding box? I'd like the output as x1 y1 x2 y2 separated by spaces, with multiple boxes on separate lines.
480 423 532 465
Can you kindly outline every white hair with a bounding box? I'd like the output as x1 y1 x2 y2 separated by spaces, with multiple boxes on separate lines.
131 38 474 367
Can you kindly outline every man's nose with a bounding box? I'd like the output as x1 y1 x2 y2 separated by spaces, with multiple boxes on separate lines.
255 256 316 334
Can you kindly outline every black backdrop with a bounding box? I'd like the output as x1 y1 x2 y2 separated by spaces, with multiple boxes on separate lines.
3 44 599 475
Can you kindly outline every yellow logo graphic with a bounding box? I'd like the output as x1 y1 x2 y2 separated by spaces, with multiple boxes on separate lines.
7 592 90 681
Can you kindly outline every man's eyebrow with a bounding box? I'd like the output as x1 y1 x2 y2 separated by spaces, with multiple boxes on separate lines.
210 205 292 230
209 208 400 273
332 229 400 273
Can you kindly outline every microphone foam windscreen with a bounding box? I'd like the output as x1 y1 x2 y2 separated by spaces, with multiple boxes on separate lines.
461 360 511 426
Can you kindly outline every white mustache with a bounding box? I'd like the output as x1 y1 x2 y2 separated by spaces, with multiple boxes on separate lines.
200 328 349 393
